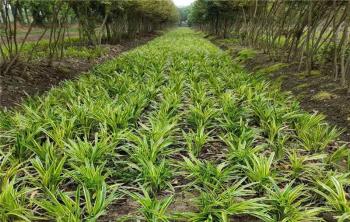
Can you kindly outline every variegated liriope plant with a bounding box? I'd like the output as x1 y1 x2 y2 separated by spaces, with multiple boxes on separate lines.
0 28 347 222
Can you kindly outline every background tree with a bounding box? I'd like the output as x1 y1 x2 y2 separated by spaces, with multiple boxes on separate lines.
0 0 179 72
189 0 350 92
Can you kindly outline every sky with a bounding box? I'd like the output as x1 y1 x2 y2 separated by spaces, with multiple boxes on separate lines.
173 0 195 7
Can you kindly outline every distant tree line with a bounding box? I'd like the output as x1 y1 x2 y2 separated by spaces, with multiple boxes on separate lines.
178 6 190 26
189 0 350 92
0 0 179 72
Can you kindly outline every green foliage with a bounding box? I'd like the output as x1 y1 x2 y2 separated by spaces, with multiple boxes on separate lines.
31 155 66 192
128 159 171 194
285 150 325 182
188 103 217 128
314 177 350 219
128 187 174 221
256 63 289 75
64 134 115 165
184 126 211 157
311 91 336 101
235 48 257 62
83 182 119 221
222 130 262 164
266 182 324 222
180 155 233 189
183 179 270 221
178 6 191 23
243 153 276 188
69 0 178 44
295 113 341 152
0 179 36 222
0 28 348 221
70 161 107 190
64 46 108 59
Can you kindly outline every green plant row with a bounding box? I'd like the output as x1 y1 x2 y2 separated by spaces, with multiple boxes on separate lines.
0 28 348 221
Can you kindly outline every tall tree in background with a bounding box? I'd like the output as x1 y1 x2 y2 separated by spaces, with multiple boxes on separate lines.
0 0 179 72
189 0 350 91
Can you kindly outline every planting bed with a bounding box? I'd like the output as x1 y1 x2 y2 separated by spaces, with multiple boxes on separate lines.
0 28 349 221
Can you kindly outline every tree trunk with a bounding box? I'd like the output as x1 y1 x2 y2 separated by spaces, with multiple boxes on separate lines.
306 1 312 76
223 17 227 38
24 7 30 24
333 0 339 80
215 12 219 35
341 0 350 87
105 23 111 42
0 2 6 24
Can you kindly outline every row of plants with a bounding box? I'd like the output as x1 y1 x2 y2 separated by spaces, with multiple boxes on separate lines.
1 28 349 221
0 30 173 220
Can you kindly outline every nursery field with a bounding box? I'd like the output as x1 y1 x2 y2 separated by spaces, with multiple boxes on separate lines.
1 28 349 221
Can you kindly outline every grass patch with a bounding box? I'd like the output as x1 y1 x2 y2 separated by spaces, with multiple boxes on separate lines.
1 37 106 60
256 63 289 74
64 46 108 59
296 83 309 90
217 38 239 45
311 91 338 101
298 70 322 78
234 48 257 62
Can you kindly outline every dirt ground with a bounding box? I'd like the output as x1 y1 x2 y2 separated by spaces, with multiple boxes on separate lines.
211 37 350 142
0 33 158 108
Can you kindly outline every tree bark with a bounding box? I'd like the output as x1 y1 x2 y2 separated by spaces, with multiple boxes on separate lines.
306 1 313 76
341 0 350 87
333 0 339 80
